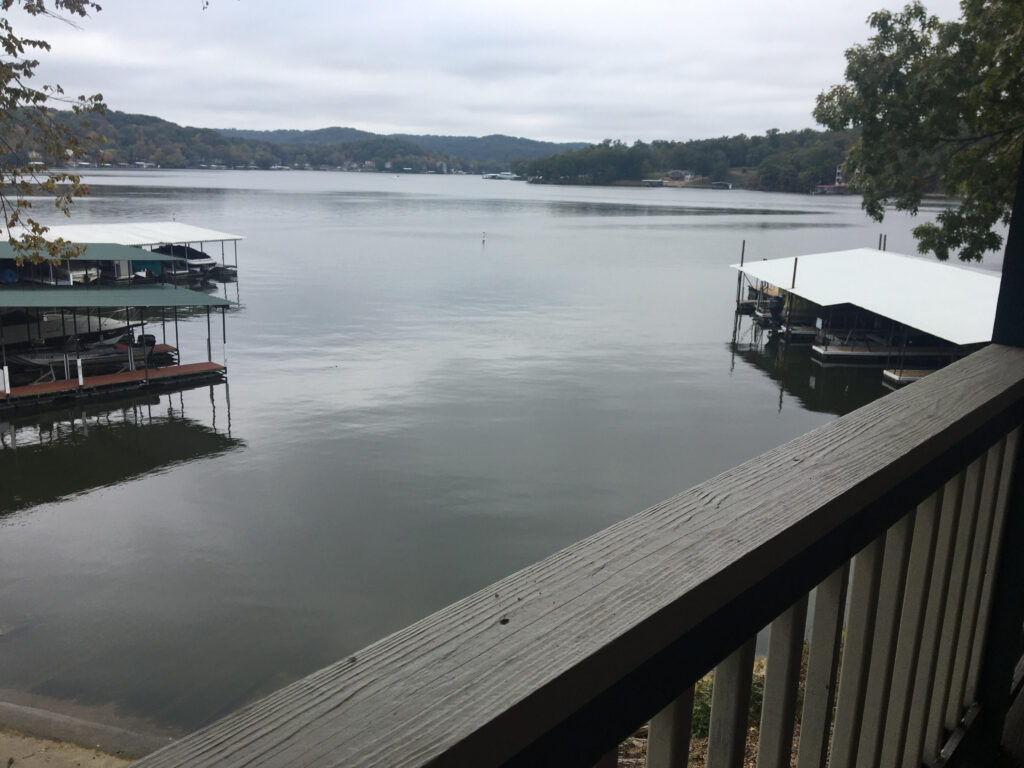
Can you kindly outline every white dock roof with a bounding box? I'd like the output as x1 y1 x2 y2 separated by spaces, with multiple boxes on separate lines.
30 221 244 246
731 248 1000 346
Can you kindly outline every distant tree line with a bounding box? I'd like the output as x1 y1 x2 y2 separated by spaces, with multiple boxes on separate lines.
27 111 896 196
220 127 588 166
36 112 587 173
513 128 867 193
42 110 459 171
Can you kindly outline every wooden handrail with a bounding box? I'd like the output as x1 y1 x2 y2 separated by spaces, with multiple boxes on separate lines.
132 344 1024 768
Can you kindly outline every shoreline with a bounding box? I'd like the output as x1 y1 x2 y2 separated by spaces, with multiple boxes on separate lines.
0 695 181 765
1 728 130 767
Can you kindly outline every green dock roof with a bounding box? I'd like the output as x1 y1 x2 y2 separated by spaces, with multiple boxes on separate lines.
0 285 233 308
0 242 184 262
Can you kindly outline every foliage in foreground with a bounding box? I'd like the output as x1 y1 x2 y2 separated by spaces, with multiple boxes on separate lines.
815 0 1024 261
0 0 105 264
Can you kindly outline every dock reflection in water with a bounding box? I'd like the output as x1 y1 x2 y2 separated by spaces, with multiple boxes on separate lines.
729 314 887 416
0 385 242 519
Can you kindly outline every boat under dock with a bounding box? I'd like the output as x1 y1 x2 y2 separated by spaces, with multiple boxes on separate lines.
882 367 937 386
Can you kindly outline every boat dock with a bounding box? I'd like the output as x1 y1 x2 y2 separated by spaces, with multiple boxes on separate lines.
0 361 226 412
731 247 1000 383
1 283 235 413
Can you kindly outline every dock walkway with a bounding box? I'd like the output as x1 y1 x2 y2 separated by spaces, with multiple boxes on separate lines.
0 362 225 411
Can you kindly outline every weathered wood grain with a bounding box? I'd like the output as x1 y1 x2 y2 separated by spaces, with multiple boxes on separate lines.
131 346 1024 768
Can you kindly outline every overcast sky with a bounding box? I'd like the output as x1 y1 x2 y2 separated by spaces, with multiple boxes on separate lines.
16 0 964 144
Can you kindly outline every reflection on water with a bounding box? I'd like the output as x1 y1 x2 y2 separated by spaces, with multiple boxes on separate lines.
728 315 887 416
0 389 242 518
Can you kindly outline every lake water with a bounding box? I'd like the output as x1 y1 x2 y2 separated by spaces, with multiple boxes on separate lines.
0 171 989 738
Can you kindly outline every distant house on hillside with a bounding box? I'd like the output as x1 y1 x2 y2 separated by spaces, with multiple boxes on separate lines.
666 169 694 181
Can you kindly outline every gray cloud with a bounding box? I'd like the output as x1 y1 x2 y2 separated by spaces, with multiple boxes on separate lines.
14 0 964 143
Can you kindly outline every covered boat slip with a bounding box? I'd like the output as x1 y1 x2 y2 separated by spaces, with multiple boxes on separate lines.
731 248 1001 382
0 285 232 308
35 220 245 276
35 221 245 247
6 221 245 283
0 241 188 285
0 285 232 411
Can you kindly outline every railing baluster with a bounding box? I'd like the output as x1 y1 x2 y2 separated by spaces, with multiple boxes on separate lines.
707 637 756 768
829 535 885 768
946 429 1019 728
854 513 915 768
757 594 809 768
879 489 944 767
647 687 694 768
903 466 969 768
965 427 1023 704
928 444 998 754
796 563 849 768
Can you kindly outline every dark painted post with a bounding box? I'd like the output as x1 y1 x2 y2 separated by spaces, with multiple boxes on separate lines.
975 139 1024 763
992 141 1024 346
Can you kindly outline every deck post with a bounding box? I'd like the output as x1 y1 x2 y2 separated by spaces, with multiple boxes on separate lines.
992 140 1024 346
973 139 1024 763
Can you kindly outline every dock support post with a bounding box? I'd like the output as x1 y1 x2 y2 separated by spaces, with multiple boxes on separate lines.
735 240 746 308
71 312 79 382
206 306 212 362
141 315 149 383
124 306 134 371
77 359 83 388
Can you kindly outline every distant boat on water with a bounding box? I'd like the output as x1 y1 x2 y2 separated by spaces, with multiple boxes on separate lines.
482 172 524 181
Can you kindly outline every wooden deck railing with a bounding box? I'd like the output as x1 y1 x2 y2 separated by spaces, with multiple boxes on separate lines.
130 342 1024 768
